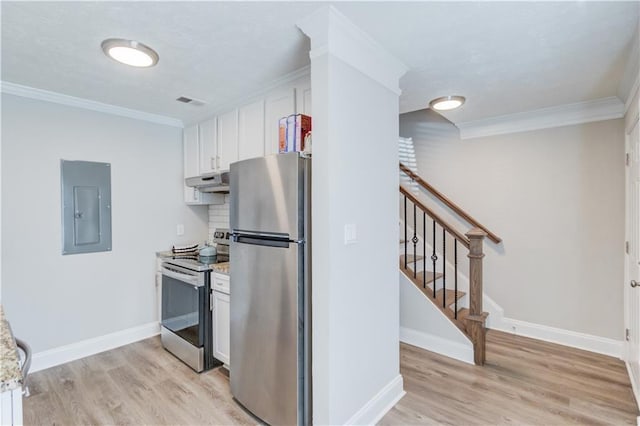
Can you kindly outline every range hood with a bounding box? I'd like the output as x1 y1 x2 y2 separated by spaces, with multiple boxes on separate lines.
185 171 230 193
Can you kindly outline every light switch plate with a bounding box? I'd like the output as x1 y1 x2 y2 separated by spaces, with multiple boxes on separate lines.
344 223 357 245
177 224 185 236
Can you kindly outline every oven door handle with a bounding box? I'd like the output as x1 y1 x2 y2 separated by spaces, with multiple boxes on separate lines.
162 266 203 287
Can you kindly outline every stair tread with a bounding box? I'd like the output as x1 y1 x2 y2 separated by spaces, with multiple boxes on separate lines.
435 288 466 308
415 270 443 285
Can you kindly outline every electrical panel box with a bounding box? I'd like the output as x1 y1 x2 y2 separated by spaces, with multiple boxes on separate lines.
61 160 112 255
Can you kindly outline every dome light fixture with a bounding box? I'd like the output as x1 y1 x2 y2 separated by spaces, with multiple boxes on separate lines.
429 95 466 111
101 38 159 68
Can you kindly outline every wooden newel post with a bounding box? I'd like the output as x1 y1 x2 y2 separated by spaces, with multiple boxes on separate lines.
466 228 487 365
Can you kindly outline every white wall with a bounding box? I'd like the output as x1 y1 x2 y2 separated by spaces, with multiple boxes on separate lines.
1 94 209 353
400 111 625 340
311 53 401 424
298 7 407 424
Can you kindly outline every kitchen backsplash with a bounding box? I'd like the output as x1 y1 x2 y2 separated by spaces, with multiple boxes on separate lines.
209 196 230 243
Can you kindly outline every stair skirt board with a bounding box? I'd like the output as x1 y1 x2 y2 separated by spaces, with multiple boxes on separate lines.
399 271 474 365
400 327 475 365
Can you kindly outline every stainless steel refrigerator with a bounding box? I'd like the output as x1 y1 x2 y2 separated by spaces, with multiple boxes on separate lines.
229 152 311 426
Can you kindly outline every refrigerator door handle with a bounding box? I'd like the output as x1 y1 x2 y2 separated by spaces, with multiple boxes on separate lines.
233 233 291 248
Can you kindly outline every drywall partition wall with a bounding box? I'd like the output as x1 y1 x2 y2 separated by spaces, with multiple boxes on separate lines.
298 7 407 425
400 110 625 341
1 93 209 354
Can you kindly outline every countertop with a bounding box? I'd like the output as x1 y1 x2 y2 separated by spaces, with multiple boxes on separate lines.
156 251 230 275
211 262 230 275
0 306 23 393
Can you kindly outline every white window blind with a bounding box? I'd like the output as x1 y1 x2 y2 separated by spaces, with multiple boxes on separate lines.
399 137 419 193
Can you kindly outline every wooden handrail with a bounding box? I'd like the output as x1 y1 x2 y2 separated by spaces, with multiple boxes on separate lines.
399 163 502 244
400 185 470 249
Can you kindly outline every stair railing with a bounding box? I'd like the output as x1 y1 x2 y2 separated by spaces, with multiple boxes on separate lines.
400 163 500 366
399 162 502 244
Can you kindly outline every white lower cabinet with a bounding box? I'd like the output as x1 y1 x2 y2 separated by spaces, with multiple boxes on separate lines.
213 290 230 367
1 387 23 426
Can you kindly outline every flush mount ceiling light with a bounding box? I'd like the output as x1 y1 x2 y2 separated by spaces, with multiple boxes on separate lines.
429 95 466 111
101 38 159 68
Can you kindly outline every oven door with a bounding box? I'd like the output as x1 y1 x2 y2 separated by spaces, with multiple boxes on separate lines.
161 263 205 347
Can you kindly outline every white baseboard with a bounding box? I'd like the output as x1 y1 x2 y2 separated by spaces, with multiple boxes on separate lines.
400 327 474 365
345 374 405 426
626 361 640 412
489 317 623 359
31 322 160 373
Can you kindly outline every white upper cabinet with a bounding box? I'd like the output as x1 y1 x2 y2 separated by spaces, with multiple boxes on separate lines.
217 109 239 171
183 124 200 178
238 100 265 161
296 79 312 116
182 74 310 196
264 88 296 156
199 117 218 174
182 123 224 205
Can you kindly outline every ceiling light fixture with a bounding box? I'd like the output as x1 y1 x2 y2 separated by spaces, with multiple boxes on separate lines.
101 38 159 68
429 95 466 111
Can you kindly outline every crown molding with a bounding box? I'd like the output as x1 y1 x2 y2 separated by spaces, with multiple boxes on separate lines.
1 81 184 128
624 73 639 115
456 97 625 140
297 5 407 95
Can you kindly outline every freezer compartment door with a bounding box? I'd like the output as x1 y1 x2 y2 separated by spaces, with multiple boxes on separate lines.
230 153 307 241
230 238 305 426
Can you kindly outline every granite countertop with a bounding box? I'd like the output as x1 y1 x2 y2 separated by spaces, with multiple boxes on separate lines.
0 306 23 393
212 262 230 275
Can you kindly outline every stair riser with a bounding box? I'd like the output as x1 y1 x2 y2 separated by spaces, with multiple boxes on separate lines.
404 273 470 310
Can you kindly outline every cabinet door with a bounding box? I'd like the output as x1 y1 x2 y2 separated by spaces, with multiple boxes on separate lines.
264 88 295 156
184 185 201 204
296 84 312 116
199 117 218 174
217 109 239 171
238 100 265 161
213 291 231 366
183 124 200 178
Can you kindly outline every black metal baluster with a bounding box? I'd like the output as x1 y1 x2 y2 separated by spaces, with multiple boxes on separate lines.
423 212 426 289
442 228 446 308
431 220 437 298
454 239 458 319
404 195 407 270
412 203 417 278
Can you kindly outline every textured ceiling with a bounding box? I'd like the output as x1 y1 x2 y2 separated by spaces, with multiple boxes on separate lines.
2 1 638 124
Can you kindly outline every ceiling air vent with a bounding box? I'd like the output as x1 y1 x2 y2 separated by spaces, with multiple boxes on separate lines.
176 96 207 107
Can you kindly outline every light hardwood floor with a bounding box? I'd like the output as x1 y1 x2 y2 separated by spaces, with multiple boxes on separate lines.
24 331 638 425
381 331 639 425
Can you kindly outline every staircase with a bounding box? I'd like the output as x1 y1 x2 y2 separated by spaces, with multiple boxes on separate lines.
399 163 501 365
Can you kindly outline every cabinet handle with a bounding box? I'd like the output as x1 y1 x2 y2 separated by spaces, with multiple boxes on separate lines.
193 188 198 201
217 156 220 168
211 157 215 170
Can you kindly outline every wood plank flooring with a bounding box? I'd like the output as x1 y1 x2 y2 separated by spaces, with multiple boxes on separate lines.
23 337 256 425
381 330 639 425
23 331 638 425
